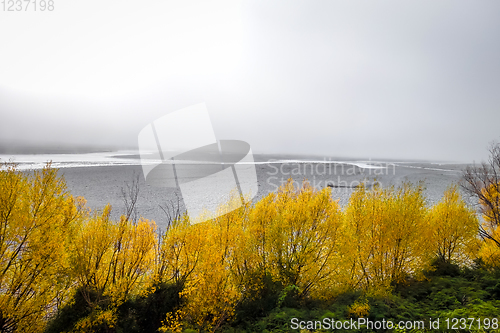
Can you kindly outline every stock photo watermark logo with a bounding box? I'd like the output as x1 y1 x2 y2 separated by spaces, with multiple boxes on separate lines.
265 159 396 192
138 103 258 224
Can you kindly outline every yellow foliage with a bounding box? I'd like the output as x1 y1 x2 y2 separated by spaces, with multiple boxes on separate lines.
344 182 428 291
70 204 157 306
475 182 500 268
158 309 185 333
348 299 370 318
426 185 479 266
155 214 203 287
0 163 81 332
478 226 500 268
480 182 500 225
180 208 243 332
73 307 117 333
248 180 347 298
1 163 493 332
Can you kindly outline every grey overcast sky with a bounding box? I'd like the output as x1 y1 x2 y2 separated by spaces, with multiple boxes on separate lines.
1 0 499 162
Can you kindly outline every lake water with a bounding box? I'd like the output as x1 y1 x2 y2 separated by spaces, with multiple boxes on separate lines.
1 151 469 230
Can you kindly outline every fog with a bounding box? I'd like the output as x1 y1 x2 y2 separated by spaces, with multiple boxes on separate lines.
1 0 499 162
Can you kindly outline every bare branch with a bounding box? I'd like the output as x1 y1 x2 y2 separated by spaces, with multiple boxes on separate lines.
461 141 500 247
159 192 183 233
121 172 140 223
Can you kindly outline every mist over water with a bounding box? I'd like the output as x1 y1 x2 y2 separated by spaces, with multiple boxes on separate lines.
1 150 465 230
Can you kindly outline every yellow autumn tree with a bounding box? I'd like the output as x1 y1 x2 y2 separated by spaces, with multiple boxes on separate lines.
69 203 157 330
479 182 500 246
169 195 245 333
426 185 479 266
0 163 81 333
462 142 500 247
160 182 348 332
259 180 347 299
480 182 500 225
478 228 500 269
478 183 500 268
344 182 428 292
154 214 204 288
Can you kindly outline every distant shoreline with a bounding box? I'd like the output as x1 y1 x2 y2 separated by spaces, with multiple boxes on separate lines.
0 146 118 155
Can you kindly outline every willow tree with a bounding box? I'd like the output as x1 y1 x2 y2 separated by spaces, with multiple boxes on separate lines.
462 142 500 247
69 204 157 326
344 182 428 291
259 180 346 299
426 185 479 265
0 163 81 333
